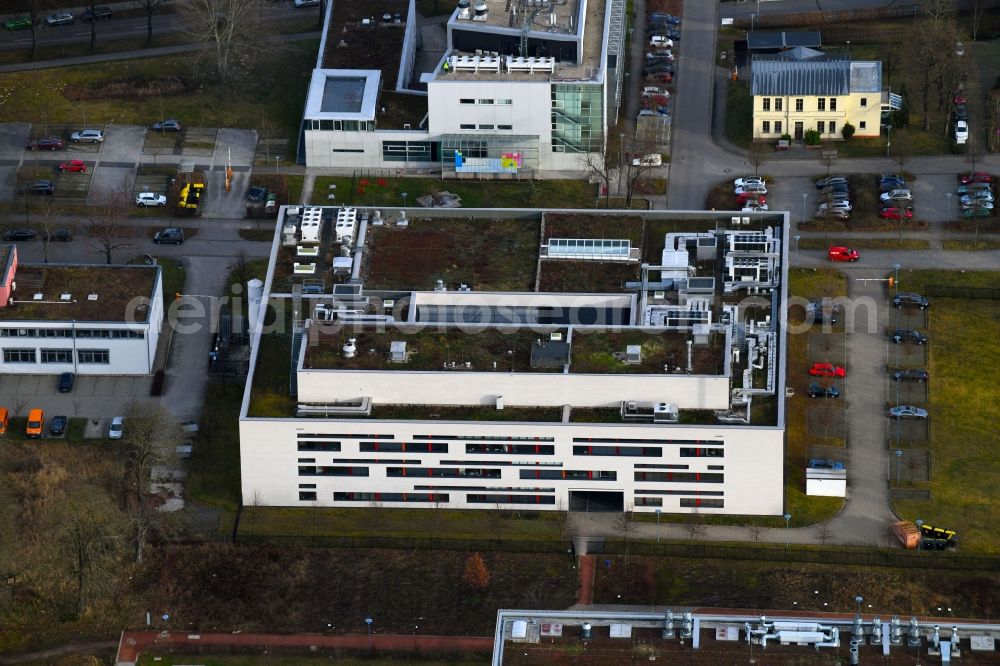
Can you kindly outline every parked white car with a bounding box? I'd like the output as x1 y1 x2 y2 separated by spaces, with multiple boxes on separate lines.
632 153 662 167
649 36 674 48
108 416 124 440
734 177 765 189
955 120 968 144
879 189 913 202
135 192 167 207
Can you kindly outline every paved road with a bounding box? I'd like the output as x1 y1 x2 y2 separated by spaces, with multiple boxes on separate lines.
0 1 310 52
720 0 993 19
665 0 719 209
0 30 321 73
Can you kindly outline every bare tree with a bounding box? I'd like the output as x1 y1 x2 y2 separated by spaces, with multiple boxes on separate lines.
58 484 126 617
554 498 571 545
248 489 262 537
621 138 661 209
966 134 979 174
890 129 914 178
970 0 986 41
819 144 838 178
36 200 57 264
180 0 265 84
366 499 385 546
748 521 764 544
913 0 960 132
25 0 52 59
815 523 833 547
492 501 506 544
141 0 169 44
430 496 447 542
121 403 177 564
747 141 769 177
87 180 134 264
683 509 705 543
613 504 636 565
580 143 617 209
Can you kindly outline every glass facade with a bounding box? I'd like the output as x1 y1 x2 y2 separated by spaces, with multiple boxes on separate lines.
551 83 604 153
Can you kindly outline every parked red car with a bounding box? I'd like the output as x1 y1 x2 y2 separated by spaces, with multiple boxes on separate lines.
57 160 86 173
880 207 913 220
959 171 992 185
827 246 859 262
736 191 766 206
809 362 846 378
26 136 64 151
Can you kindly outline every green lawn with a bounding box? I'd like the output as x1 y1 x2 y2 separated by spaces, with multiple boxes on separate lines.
798 238 930 250
0 43 316 153
725 81 753 149
892 270 1000 553
942 239 1000 251
782 268 848 525
241 506 567 543
312 176 596 209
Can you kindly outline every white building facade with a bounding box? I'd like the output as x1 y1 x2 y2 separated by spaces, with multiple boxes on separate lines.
0 264 164 376
300 0 618 175
239 207 790 517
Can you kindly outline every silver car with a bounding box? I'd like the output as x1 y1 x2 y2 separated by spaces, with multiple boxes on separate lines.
70 129 104 143
46 11 74 25
889 405 928 419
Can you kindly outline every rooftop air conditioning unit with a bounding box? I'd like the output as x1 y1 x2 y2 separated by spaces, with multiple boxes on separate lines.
472 0 488 21
653 402 679 423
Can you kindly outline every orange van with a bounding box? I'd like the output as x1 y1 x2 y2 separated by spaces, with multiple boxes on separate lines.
26 409 44 439
0 407 8 434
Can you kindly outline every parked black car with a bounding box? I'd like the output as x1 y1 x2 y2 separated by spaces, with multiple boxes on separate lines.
49 415 68 437
153 227 185 244
3 228 37 241
807 383 841 398
58 372 75 393
20 179 54 195
81 6 113 21
892 369 929 382
892 292 929 309
892 329 927 345
45 228 72 242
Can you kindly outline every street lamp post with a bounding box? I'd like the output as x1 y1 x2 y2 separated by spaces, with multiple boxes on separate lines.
783 513 791 549
275 155 282 176
401 192 408 208
794 234 801 259
895 450 903 485
365 616 374 651
801 193 808 223
945 192 952 224
655 509 661 543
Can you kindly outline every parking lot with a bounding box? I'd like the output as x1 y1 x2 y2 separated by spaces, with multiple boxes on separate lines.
1 123 261 209
0 374 157 433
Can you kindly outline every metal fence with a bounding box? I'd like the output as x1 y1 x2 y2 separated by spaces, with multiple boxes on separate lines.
235 531 1000 571
603 539 1000 571
924 285 1000 300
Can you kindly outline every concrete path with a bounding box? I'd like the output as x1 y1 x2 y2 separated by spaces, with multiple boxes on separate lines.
113 630 493 665
575 554 596 605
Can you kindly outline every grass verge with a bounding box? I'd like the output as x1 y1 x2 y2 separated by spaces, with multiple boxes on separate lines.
0 42 316 155
942 239 1000 251
798 238 930 250
889 270 1000 553
782 268 849 525
311 176 596 208
725 82 753 149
